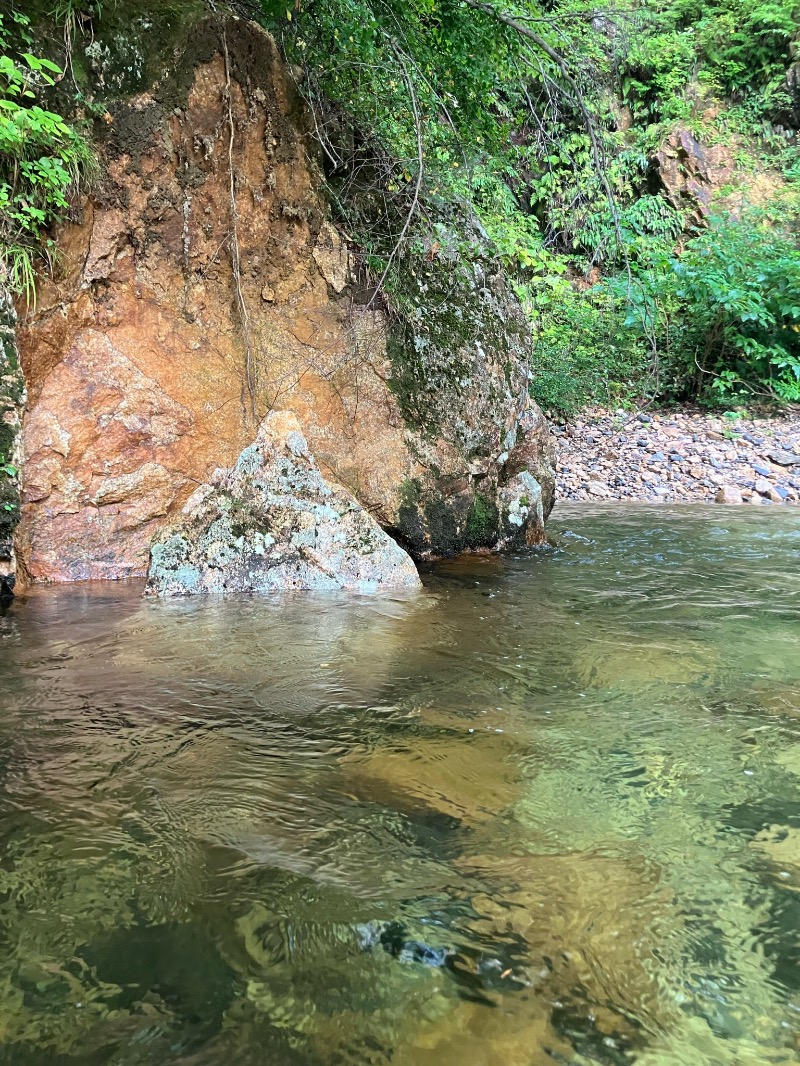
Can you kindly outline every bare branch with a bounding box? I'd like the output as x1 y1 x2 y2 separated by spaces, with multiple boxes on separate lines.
364 36 424 311
221 28 258 422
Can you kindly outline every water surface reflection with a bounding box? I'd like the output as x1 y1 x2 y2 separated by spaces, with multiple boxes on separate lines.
0 504 798 1064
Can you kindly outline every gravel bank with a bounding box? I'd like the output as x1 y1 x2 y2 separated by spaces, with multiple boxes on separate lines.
555 407 800 504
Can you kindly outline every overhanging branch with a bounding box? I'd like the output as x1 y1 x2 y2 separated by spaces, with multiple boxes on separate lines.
463 0 630 281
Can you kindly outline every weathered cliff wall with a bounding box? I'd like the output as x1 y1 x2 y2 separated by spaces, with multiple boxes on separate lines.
15 14 554 583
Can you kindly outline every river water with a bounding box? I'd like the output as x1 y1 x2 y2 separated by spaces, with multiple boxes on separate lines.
0 504 798 1065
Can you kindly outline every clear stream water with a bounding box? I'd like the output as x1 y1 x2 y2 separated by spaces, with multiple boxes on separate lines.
0 504 798 1066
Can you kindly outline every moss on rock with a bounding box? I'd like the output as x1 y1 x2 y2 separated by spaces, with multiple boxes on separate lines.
378 220 554 555
465 492 500 547
385 222 528 448
0 289 23 579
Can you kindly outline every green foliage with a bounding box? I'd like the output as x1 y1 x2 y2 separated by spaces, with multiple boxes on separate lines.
526 278 647 415
5 0 795 414
618 0 800 125
259 0 800 413
0 10 94 298
465 492 499 545
613 212 800 404
265 0 622 262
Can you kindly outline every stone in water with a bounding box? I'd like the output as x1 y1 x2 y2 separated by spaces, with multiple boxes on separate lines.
146 412 421 595
715 485 743 505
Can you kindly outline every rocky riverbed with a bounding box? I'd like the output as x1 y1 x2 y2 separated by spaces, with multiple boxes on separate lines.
555 407 800 504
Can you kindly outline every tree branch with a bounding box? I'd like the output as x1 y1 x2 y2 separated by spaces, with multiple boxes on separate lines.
364 35 424 311
463 0 630 281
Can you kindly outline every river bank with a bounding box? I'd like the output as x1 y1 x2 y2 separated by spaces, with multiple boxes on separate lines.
555 406 800 504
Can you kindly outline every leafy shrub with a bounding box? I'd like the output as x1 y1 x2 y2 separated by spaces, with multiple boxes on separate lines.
0 10 94 297
527 276 648 416
619 0 800 125
613 212 800 403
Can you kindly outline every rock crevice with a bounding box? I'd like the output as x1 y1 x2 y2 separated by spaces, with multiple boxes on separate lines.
0 288 24 595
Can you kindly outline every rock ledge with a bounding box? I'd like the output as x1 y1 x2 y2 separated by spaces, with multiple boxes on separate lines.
146 412 421 595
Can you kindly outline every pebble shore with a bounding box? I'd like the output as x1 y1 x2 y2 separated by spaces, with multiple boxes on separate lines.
555 406 800 505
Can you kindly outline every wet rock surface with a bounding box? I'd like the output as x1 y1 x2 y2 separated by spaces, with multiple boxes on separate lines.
146 411 421 595
555 406 800 504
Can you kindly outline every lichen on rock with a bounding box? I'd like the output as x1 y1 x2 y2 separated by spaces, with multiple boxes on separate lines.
382 223 555 554
0 288 24 595
146 411 421 595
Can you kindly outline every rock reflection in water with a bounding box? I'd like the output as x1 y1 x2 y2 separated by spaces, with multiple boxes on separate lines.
0 504 797 1064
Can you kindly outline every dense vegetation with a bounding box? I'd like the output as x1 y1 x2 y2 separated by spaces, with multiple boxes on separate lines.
2 0 799 411
0 9 93 298
263 0 800 410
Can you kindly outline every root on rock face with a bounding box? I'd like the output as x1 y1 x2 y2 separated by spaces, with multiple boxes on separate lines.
221 27 257 423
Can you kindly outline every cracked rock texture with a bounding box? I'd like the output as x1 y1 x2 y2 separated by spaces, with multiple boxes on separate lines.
146 411 421 595
15 13 554 583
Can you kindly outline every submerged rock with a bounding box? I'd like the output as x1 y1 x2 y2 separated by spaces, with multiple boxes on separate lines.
357 921 454 969
146 412 420 595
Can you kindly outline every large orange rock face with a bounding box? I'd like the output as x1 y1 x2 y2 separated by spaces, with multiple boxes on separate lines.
16 17 554 583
